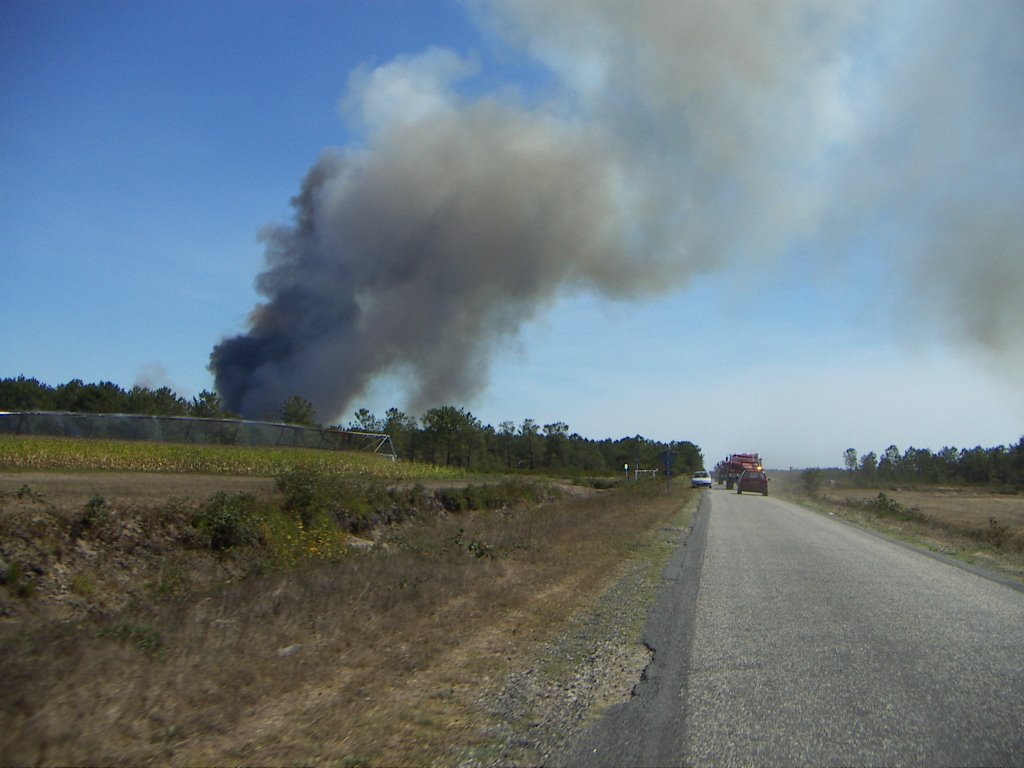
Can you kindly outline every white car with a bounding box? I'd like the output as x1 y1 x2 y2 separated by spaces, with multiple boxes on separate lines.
691 470 713 488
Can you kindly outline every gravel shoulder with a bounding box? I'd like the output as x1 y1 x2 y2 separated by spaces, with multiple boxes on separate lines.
463 495 701 766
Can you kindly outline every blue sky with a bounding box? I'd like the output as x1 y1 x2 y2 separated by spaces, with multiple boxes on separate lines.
3 1 1022 469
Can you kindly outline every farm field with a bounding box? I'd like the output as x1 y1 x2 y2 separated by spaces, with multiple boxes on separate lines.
820 486 1024 532
0 434 459 481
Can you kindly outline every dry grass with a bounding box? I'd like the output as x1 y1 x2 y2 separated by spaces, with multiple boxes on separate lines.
1 479 694 766
772 473 1024 582
0 471 279 508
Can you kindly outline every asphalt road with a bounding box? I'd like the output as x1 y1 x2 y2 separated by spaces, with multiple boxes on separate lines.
561 488 1024 766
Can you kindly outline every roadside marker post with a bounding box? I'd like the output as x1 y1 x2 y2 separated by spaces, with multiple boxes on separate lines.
658 450 678 493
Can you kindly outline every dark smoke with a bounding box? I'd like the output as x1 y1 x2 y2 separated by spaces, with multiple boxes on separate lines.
211 2 1024 420
210 88 681 420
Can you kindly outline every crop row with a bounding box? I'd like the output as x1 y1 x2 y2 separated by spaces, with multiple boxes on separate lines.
0 435 465 481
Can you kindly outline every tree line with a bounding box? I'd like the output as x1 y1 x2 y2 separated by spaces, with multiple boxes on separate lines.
0 376 229 418
841 441 1024 486
0 376 702 476
349 404 702 475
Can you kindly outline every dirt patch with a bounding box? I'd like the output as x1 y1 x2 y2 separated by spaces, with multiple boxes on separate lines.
0 472 278 507
0 477 257 625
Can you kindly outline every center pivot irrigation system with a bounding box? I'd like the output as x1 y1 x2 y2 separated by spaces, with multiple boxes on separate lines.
0 411 398 460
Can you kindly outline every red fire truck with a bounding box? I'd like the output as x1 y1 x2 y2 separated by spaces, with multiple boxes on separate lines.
715 453 762 490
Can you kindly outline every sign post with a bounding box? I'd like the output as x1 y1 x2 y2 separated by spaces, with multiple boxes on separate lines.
658 450 677 493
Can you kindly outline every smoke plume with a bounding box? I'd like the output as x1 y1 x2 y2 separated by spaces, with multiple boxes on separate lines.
211 1 1024 421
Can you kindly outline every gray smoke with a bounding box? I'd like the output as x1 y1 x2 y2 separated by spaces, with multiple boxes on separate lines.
211 1 1023 420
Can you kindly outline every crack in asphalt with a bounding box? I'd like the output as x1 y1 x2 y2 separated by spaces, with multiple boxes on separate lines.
556 491 711 766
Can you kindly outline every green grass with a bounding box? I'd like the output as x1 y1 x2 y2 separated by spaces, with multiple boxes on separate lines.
0 434 465 481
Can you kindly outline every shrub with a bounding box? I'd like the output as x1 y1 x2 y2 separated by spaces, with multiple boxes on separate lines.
387 483 433 519
1 560 35 598
988 516 1009 548
100 622 163 651
437 489 468 513
439 481 552 514
332 481 392 534
152 559 190 596
802 468 824 496
847 492 927 524
194 492 260 551
276 466 322 525
275 466 396 533
446 528 496 559
875 493 908 519
70 494 111 540
257 505 349 567
69 573 97 598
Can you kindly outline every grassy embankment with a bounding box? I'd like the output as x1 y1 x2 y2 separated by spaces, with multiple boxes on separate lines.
0 434 695 765
771 471 1024 583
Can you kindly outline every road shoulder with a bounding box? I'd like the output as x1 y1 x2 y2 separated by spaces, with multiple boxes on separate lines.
555 489 712 766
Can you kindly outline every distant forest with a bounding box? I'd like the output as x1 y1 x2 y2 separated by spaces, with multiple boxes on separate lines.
0 376 702 475
837 442 1024 487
